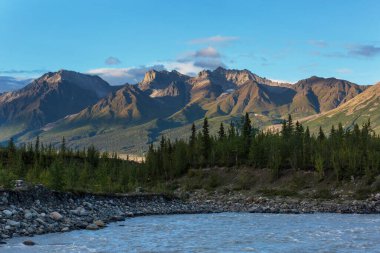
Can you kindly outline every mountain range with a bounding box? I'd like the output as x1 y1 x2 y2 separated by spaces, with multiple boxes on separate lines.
0 67 376 155
0 76 33 93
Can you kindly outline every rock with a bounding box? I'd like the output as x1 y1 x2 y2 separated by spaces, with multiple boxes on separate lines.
125 212 134 217
1 234 9 239
70 207 88 216
24 211 34 220
86 224 99 230
110 216 124 222
36 218 46 225
61 227 70 232
2 210 13 217
83 202 93 209
6 220 21 227
49 212 63 221
94 220 105 227
23 240 36 246
0 195 8 205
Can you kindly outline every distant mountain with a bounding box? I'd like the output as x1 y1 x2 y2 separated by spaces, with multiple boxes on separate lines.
290 76 364 117
0 67 369 154
0 70 113 139
304 82 380 132
62 84 166 125
138 70 191 112
0 76 33 92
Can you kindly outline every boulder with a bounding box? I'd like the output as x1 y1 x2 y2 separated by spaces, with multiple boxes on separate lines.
110 216 124 222
6 220 20 227
94 220 105 227
2 210 12 217
125 212 134 217
23 240 36 246
61 227 70 232
49 212 63 221
24 211 34 220
86 224 99 230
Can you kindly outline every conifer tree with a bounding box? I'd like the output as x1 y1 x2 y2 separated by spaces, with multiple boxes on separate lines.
218 122 226 139
201 117 211 165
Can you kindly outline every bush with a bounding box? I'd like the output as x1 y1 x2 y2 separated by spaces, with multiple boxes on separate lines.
313 189 333 199
354 187 372 200
233 171 255 190
207 173 222 189
290 173 307 190
0 168 16 189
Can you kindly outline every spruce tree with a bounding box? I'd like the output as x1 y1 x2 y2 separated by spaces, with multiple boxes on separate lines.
190 123 196 147
201 117 211 165
218 122 226 139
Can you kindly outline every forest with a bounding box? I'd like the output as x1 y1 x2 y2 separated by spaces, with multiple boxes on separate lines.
0 114 380 193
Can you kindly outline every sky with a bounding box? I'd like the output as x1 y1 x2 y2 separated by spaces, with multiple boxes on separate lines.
0 0 379 85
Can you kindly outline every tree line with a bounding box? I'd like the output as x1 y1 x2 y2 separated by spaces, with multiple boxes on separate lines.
145 114 380 183
0 137 143 192
1 114 379 193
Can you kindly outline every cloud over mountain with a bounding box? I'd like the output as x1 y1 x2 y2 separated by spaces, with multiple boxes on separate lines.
87 65 166 85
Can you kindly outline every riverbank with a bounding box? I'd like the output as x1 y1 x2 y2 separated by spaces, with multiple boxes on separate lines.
1 185 380 243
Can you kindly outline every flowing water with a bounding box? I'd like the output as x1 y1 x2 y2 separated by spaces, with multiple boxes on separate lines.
2 213 380 252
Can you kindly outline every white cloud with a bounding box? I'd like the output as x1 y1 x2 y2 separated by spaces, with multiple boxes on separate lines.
268 78 295 84
194 47 220 58
160 61 203 76
87 65 165 85
189 35 239 44
105 56 121 65
88 47 228 84
176 47 226 71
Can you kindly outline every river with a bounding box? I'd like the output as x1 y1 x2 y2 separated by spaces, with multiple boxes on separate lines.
2 213 380 252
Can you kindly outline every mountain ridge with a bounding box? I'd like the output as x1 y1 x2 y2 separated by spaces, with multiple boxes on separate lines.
0 67 372 154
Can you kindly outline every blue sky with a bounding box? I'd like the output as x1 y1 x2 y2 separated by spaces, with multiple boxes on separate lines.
0 0 379 85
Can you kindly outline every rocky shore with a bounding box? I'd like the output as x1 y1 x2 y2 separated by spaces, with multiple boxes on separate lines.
187 190 380 214
1 185 379 244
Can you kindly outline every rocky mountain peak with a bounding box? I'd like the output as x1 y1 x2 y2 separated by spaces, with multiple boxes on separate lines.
139 69 189 91
197 70 211 78
30 70 111 98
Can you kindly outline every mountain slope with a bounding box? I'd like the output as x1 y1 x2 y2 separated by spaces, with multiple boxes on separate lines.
290 76 364 116
304 82 380 132
0 70 113 140
61 84 166 125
